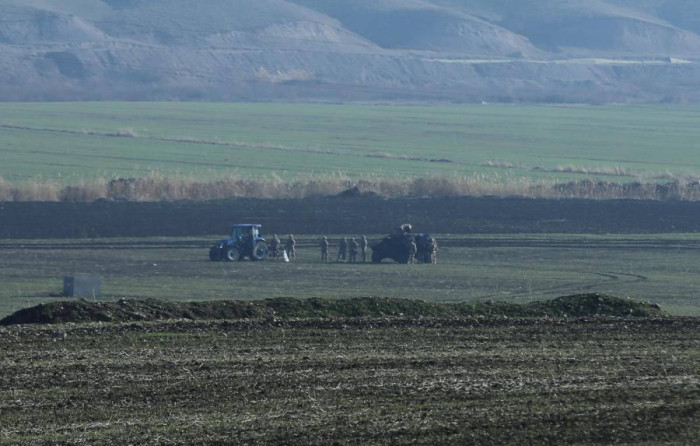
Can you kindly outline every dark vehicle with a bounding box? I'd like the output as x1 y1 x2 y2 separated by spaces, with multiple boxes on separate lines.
371 229 432 264
209 224 269 261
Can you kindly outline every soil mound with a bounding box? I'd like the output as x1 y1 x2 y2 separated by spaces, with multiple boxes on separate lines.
0 294 665 326
334 187 380 198
526 293 664 318
0 298 263 326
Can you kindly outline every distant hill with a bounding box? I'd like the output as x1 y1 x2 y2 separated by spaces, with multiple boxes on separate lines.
0 0 699 102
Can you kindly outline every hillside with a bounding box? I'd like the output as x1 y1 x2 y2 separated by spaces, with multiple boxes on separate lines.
0 0 699 102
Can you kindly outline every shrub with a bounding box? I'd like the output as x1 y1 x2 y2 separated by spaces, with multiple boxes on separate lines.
2 173 700 202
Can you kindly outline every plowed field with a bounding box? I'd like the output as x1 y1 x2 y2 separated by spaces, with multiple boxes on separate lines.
1 317 698 444
3 196 700 238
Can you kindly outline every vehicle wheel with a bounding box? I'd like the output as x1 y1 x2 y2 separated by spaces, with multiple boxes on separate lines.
251 242 268 261
224 246 241 262
390 252 410 264
371 251 383 263
209 248 221 261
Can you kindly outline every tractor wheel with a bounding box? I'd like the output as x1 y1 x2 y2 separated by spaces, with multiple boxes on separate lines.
224 246 241 262
251 242 269 261
371 251 383 263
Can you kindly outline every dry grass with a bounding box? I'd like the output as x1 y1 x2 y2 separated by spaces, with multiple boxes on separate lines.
2 172 700 202
4 177 62 202
540 164 632 177
482 160 634 177
0 174 11 201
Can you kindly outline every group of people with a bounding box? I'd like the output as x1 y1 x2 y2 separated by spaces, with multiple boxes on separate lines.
266 231 437 264
268 234 296 260
396 224 438 264
325 235 369 263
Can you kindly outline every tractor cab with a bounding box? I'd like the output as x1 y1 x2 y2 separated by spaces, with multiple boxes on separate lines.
231 224 260 241
209 224 269 262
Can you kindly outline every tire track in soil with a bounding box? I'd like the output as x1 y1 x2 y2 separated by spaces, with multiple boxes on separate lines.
2 238 698 251
475 271 649 301
0 124 453 166
0 240 205 250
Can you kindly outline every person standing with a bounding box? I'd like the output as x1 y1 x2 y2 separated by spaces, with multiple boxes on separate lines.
408 238 417 264
270 234 281 260
359 235 368 263
286 234 296 260
348 237 359 263
320 236 329 262
337 237 347 262
429 237 438 264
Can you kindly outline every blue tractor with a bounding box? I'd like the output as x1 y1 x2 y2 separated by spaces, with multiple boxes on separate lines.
209 224 269 261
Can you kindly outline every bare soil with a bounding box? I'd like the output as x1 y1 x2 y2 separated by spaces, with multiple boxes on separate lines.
2 196 700 238
0 316 698 444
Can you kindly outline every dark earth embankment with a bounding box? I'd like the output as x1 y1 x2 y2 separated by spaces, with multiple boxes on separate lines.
0 294 665 325
2 196 700 238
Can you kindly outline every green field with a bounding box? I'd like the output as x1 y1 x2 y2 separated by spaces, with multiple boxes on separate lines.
2 233 700 318
2 102 700 184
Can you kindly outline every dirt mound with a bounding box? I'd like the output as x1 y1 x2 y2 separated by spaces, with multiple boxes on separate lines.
0 298 263 326
524 293 664 318
0 294 666 326
335 187 380 198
